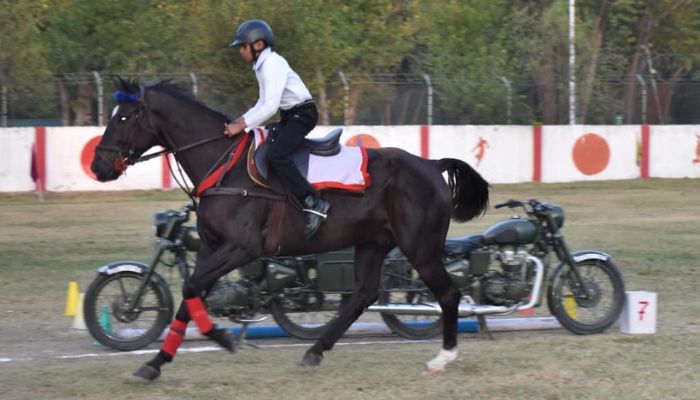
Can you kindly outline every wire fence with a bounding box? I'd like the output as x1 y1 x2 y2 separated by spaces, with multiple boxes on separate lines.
4 71 700 127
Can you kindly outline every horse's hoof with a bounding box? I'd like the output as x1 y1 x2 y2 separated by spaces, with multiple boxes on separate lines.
133 364 161 381
422 348 457 375
422 363 446 376
298 351 323 367
206 327 236 352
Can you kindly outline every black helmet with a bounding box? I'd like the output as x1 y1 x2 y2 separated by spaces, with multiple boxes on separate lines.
230 19 275 48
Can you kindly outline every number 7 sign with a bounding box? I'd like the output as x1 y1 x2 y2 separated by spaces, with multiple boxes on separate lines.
620 291 657 334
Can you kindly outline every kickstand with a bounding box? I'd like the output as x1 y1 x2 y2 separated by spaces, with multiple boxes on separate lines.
477 315 494 340
236 322 260 349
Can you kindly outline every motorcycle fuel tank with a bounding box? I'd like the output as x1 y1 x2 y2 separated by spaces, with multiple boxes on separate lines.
482 218 537 245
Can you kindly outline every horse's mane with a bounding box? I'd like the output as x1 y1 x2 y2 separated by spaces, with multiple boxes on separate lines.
114 76 229 122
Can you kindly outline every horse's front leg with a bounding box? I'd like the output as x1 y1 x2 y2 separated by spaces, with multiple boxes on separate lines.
134 243 256 381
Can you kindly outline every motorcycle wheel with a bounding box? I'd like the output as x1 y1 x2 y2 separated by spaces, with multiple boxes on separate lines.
269 291 343 340
84 271 173 351
378 262 443 340
547 256 625 335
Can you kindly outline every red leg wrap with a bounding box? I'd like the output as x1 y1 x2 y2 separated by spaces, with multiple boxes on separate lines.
185 297 214 334
161 319 188 357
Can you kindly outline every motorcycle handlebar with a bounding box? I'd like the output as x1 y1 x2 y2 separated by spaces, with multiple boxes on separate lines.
494 199 524 209
495 198 548 214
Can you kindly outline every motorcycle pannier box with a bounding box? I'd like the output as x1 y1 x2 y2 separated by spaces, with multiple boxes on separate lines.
317 248 355 292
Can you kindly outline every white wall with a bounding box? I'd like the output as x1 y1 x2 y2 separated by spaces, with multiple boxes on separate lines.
0 128 35 192
648 125 700 178
2 124 699 193
429 125 533 184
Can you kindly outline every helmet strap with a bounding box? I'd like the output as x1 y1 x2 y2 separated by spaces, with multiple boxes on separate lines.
251 41 267 63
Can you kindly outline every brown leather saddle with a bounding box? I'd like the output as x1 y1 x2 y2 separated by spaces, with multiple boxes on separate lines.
247 127 343 187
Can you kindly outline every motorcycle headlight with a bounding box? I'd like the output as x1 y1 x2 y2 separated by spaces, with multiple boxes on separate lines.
153 210 175 238
549 205 565 229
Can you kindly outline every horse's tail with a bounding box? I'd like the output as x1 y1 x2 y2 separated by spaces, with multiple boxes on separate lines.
438 158 489 222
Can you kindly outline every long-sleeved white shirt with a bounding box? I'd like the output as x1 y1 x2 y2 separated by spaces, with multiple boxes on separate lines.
242 48 312 128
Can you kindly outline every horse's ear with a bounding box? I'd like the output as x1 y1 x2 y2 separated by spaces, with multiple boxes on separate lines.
112 76 132 93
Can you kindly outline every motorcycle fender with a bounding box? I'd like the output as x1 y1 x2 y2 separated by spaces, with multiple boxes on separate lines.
571 250 611 263
97 261 149 276
549 250 612 283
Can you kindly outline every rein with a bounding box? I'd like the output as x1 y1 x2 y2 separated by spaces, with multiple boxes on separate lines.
101 85 254 202
133 135 227 164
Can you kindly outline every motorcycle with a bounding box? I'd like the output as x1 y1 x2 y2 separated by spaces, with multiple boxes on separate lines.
83 204 354 351
368 198 626 339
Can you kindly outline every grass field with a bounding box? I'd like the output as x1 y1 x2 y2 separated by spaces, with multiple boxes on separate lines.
1 179 699 399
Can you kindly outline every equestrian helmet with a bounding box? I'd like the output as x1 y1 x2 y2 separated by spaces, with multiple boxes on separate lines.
230 19 275 48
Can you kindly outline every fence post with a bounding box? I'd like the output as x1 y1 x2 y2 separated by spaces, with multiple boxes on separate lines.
636 74 647 125
1 84 7 127
190 72 198 97
423 74 433 126
499 76 512 125
92 71 104 126
338 71 349 125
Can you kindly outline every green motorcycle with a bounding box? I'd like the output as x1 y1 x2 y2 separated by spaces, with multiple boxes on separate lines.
83 204 355 351
369 198 626 339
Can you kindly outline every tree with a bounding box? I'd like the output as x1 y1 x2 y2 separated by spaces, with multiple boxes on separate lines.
40 0 185 125
0 0 51 124
416 0 513 124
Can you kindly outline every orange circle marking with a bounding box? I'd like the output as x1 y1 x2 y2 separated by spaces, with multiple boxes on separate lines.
345 134 381 148
572 133 610 176
81 136 102 180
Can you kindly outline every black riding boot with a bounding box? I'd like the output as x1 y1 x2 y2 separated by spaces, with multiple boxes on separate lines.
302 195 330 239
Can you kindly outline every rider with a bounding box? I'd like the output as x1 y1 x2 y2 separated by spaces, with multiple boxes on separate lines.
224 19 330 240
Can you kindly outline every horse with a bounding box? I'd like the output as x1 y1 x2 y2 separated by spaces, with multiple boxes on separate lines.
91 78 489 380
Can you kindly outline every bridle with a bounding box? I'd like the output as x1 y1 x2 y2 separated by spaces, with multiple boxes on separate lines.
95 85 228 173
94 85 238 201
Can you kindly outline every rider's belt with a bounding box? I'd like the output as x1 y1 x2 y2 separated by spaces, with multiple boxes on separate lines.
285 99 315 112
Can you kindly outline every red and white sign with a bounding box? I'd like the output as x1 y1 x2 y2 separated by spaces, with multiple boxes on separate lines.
540 125 639 182
620 291 657 334
428 125 533 184
44 127 163 191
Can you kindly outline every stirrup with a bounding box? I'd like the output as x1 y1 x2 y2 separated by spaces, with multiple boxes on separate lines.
302 208 328 219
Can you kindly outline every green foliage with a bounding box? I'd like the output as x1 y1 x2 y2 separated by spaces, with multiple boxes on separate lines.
41 0 185 73
5 0 700 124
417 0 512 123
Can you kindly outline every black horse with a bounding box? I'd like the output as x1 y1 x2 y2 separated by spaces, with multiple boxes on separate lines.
91 78 489 380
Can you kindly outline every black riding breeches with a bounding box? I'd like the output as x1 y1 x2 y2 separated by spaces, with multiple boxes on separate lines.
266 102 319 201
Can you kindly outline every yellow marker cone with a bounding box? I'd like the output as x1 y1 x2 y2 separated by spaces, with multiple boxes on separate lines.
64 281 80 316
72 293 87 330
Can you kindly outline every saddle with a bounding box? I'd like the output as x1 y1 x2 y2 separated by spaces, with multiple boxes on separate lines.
247 127 370 192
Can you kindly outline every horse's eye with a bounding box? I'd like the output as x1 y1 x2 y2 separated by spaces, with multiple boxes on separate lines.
119 115 128 122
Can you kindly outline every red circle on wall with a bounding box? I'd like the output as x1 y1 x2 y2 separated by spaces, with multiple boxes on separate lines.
572 133 610 176
345 134 381 148
81 136 102 180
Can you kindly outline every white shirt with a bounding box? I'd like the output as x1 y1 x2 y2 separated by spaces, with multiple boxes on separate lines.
242 48 312 128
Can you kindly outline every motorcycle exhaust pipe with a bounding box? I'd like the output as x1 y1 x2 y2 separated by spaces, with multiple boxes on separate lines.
367 302 515 317
368 255 544 317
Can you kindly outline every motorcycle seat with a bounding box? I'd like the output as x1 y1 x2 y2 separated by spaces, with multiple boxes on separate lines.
444 234 484 256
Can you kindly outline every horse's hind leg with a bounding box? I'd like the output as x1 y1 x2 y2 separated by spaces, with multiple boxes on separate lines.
389 202 460 373
410 254 461 374
300 234 395 367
